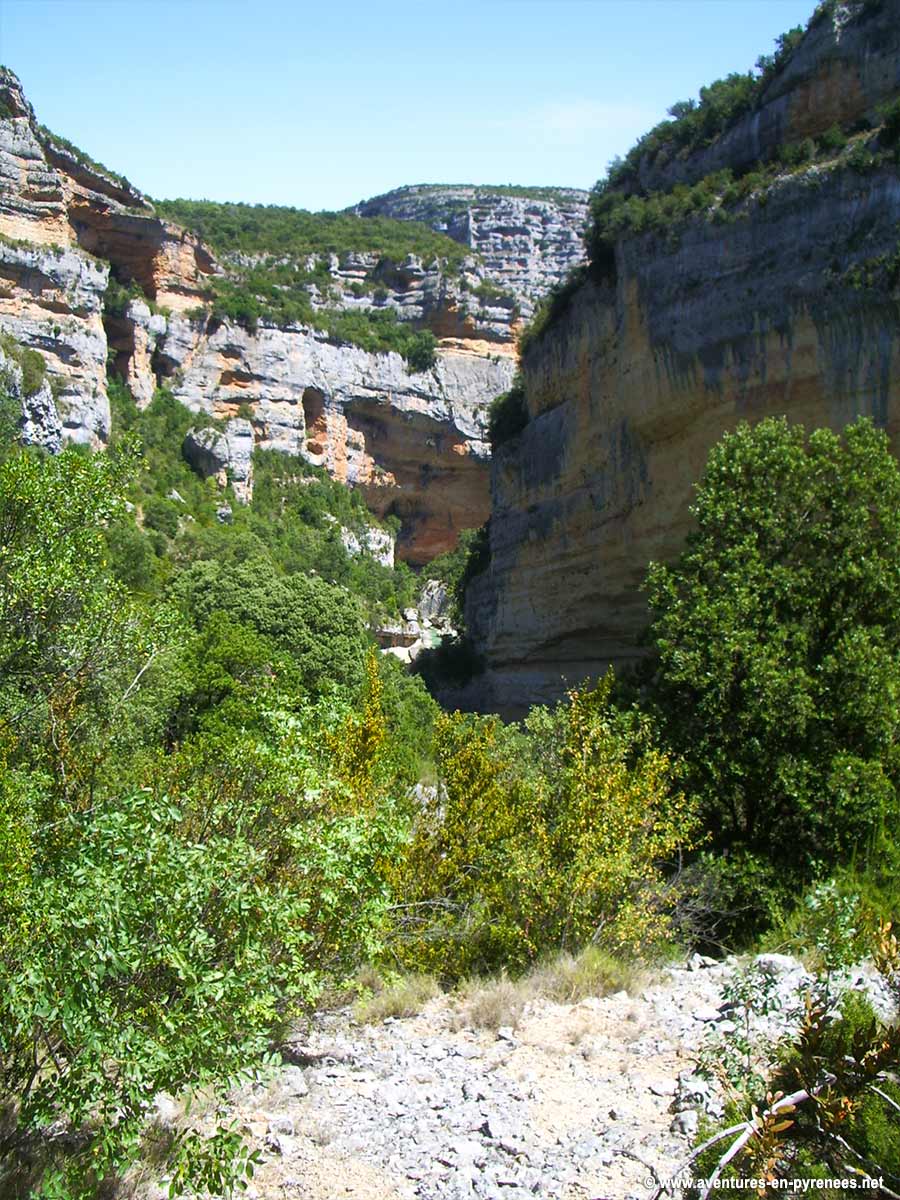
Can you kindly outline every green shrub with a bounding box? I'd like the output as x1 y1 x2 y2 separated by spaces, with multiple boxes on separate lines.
18 349 45 397
142 494 180 539
103 275 151 319
778 137 816 166
847 139 878 172
818 123 848 153
391 674 697 978
878 96 900 146
0 441 410 1195
519 266 587 355
423 525 490 624
0 371 20 452
154 198 471 273
170 557 370 698
487 379 528 448
693 974 900 1191
648 417 900 927
0 708 404 1197
0 334 48 400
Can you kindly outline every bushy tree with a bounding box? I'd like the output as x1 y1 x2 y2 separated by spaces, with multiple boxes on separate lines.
170 557 370 697
394 675 696 977
0 442 403 1197
0 440 168 795
647 417 900 894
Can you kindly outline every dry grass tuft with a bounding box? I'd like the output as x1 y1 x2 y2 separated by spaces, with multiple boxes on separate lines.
525 946 642 1003
449 974 527 1032
353 972 440 1024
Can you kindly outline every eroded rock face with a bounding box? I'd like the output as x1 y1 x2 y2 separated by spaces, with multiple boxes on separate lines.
0 67 571 562
302 250 519 345
183 418 255 504
0 345 62 452
0 67 212 446
355 186 590 317
631 0 900 195
0 239 109 444
470 155 900 713
159 316 513 563
337 521 395 569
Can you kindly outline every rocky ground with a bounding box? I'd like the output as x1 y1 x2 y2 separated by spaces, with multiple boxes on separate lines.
150 954 894 1200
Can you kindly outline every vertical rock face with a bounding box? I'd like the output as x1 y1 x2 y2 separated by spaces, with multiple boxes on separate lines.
0 70 110 443
0 67 212 446
629 0 900 194
469 1 900 714
183 418 255 504
0 344 62 452
162 316 512 563
354 185 590 316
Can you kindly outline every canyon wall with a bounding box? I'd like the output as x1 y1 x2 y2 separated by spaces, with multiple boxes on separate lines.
355 185 589 317
0 70 600 559
469 0 900 713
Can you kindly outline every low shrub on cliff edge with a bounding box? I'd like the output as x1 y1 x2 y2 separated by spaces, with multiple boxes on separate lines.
487 378 528 448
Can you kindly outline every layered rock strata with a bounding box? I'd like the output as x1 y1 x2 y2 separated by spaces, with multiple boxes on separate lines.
469 0 900 713
0 68 540 559
355 185 590 317
0 67 211 445
628 0 900 195
0 343 62 452
158 314 511 562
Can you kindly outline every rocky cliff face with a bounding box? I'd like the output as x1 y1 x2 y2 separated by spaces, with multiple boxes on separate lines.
157 313 511 562
469 0 900 713
0 67 211 445
0 69 558 560
630 0 900 195
355 185 590 318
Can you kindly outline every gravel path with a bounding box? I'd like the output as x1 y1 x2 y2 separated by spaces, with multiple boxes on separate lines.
148 953 893 1200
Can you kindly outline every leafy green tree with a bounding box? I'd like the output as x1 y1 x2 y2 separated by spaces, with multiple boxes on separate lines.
170 557 370 696
394 675 695 977
0 443 404 1197
0 440 166 793
647 417 900 894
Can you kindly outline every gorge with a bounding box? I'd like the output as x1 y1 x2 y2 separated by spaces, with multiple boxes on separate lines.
465 0 900 712
0 68 587 564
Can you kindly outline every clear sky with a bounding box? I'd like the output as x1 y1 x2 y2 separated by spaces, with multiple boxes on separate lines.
1 0 815 212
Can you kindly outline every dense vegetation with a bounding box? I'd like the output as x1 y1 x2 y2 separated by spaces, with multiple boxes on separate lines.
0 322 898 1199
104 380 416 624
486 375 528 448
647 416 900 945
154 199 472 271
0 360 439 1196
150 200 446 369
199 267 439 371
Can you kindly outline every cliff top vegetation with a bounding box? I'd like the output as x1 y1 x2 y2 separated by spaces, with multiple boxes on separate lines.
359 183 590 205
597 0 887 195
154 198 472 272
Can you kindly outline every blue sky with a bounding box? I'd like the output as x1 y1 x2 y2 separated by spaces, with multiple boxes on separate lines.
1 0 815 211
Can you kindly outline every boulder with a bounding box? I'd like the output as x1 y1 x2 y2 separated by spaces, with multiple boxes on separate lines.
183 417 254 503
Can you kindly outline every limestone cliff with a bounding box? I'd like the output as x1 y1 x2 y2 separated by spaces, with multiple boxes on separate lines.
158 313 510 562
355 185 590 318
469 0 900 713
1 70 580 560
0 67 211 444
